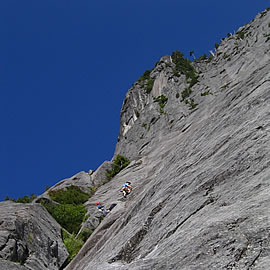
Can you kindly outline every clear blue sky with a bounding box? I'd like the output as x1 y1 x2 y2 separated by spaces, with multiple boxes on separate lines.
0 1 268 201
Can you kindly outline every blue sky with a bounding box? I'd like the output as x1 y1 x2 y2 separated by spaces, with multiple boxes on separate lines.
0 1 269 201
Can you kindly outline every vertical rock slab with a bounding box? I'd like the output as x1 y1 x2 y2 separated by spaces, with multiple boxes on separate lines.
0 201 68 270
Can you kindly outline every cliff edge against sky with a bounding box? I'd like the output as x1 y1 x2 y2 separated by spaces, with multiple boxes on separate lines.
1 7 270 270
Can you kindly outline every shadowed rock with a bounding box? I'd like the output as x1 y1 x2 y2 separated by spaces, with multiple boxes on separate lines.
0 201 68 270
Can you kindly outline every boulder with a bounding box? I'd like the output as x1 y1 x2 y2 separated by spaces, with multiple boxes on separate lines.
0 201 68 270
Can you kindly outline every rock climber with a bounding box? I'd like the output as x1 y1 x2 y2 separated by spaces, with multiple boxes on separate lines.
96 202 110 215
121 181 134 198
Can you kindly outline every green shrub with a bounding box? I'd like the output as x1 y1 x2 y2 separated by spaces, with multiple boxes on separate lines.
186 71 199 88
181 87 192 100
198 54 207 61
106 155 130 180
188 98 198 110
48 186 90 205
236 31 245 40
142 123 148 129
201 91 212 96
183 98 198 110
214 42 219 49
221 83 230 91
5 194 37 203
137 69 154 94
78 228 93 242
146 79 154 93
154 95 168 108
138 69 152 82
176 93 180 98
89 185 97 193
154 95 168 113
62 230 84 263
42 201 87 234
207 54 214 62
171 50 199 88
171 50 194 76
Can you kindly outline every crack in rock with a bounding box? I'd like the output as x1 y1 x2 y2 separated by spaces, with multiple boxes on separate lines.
165 197 215 239
108 201 164 264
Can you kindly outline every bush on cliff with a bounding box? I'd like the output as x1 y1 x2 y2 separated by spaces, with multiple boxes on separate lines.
41 185 90 234
48 185 90 205
42 201 87 234
106 155 130 180
5 194 37 203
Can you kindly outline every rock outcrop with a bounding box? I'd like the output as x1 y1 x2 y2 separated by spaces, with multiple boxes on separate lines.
65 8 270 270
0 201 68 270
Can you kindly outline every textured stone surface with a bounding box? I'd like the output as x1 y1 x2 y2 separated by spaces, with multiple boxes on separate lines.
0 258 28 270
66 9 270 270
90 161 113 187
34 171 92 204
34 163 113 206
0 201 68 270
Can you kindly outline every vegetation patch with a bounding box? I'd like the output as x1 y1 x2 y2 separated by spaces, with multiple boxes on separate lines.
42 201 87 234
223 53 231 60
40 186 91 234
154 95 168 114
48 186 90 205
89 185 97 194
221 83 230 91
78 228 93 242
171 50 199 89
181 87 192 101
142 123 148 129
207 54 214 63
185 98 198 110
236 31 245 40
62 230 84 264
106 155 130 180
138 69 152 82
4 194 37 203
146 79 154 94
201 91 213 96
137 69 154 94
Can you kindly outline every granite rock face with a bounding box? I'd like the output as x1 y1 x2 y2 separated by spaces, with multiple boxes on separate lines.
0 258 29 270
1 8 270 270
0 201 68 270
66 9 270 270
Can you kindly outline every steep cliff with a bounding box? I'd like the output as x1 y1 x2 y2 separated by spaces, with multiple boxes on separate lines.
66 8 270 270
1 7 270 270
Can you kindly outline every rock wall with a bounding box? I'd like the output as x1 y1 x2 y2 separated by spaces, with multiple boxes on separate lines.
66 8 270 270
1 8 270 270
0 201 68 270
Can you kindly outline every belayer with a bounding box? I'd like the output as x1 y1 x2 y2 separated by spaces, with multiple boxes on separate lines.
121 181 134 198
96 202 110 215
